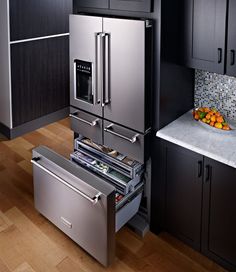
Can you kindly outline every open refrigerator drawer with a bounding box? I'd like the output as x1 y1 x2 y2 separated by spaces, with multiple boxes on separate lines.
73 138 144 195
31 146 143 267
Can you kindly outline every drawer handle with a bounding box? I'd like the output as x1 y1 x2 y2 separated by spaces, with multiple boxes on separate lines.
104 124 139 144
70 112 99 127
31 158 102 205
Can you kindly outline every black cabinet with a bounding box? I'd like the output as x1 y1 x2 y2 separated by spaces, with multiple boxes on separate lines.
202 158 236 271
183 0 227 74
226 0 236 76
74 0 109 9
9 0 72 41
11 36 69 127
163 142 203 250
156 140 236 271
110 0 152 12
74 0 152 12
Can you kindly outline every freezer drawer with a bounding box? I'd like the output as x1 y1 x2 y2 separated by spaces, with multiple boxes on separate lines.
104 121 148 163
31 146 142 267
70 108 103 145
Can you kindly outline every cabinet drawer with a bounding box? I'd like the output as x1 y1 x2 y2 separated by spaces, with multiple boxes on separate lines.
74 0 109 9
110 0 152 12
70 108 103 145
104 121 146 163
32 146 142 266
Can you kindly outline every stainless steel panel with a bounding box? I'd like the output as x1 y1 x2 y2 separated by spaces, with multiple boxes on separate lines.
116 191 142 232
70 108 103 145
103 18 146 133
69 15 103 116
0 0 12 128
32 146 115 267
104 121 145 163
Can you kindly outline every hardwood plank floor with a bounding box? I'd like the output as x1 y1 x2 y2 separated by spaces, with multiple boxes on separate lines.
0 119 227 272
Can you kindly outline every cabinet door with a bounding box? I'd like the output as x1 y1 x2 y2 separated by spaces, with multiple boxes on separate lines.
202 158 236 271
73 0 109 9
183 0 227 74
11 36 69 127
226 0 236 76
9 0 72 41
164 143 203 250
110 0 152 12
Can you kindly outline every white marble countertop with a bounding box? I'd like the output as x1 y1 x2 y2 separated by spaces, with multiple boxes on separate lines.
156 110 236 168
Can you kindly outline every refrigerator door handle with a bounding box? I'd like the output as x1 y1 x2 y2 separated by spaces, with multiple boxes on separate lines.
69 112 99 127
96 33 104 106
31 158 102 205
104 124 140 144
104 33 110 105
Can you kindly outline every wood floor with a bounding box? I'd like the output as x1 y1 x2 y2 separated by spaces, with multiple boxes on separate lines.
0 119 227 272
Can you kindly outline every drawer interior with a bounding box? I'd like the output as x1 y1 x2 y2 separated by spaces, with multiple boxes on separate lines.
72 137 144 195
75 137 144 178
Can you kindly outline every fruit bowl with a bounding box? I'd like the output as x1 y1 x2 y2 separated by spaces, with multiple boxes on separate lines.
193 107 233 133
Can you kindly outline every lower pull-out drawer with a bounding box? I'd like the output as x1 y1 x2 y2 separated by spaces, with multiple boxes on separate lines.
31 146 142 267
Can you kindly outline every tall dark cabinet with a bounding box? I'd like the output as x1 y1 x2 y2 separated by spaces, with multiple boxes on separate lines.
0 0 72 139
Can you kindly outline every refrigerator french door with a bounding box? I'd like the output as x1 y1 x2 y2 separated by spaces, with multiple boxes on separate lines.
70 15 152 133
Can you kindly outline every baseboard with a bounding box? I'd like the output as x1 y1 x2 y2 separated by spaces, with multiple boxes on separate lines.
0 107 69 139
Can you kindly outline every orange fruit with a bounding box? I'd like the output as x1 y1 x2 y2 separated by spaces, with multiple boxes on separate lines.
216 116 224 123
223 125 230 130
206 114 211 120
204 107 210 113
194 113 199 120
215 122 223 129
210 121 215 127
211 116 216 122
209 111 214 116
215 112 221 117
199 107 204 112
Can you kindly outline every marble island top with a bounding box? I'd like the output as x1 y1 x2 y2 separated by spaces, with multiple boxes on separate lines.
156 110 236 169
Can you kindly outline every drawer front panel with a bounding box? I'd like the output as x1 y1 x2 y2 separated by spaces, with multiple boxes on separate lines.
104 121 145 163
70 109 103 145
32 146 115 267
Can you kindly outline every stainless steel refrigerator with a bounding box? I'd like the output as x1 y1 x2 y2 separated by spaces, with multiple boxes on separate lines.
70 15 152 162
31 14 152 267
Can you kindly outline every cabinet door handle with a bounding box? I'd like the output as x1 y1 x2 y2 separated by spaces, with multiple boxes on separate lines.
218 48 222 64
230 50 235 66
205 165 211 183
197 161 203 178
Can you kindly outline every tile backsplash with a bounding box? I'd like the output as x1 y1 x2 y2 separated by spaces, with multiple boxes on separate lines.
194 70 236 120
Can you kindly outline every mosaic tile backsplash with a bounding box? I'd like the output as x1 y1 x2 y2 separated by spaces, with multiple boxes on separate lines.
195 70 236 120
